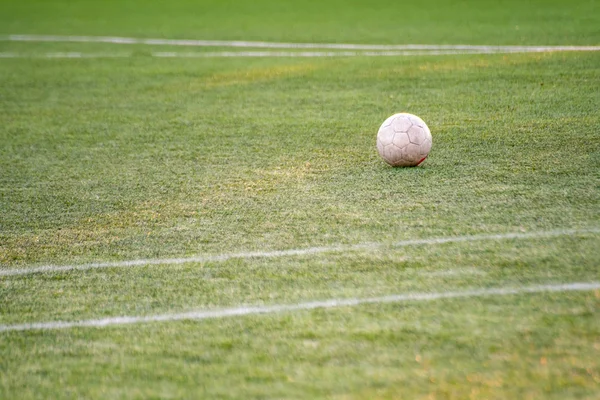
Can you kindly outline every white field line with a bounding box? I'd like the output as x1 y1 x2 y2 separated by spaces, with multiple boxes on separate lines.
150 48 579 57
0 282 598 332
1 47 599 59
1 228 598 277
418 267 487 277
0 50 478 59
4 34 600 52
154 50 487 57
0 52 130 58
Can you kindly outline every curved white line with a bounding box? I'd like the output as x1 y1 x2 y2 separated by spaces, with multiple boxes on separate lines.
0 282 598 332
1 228 598 277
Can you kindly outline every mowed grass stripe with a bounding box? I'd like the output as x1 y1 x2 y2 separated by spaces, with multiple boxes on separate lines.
1 282 598 332
1 228 598 277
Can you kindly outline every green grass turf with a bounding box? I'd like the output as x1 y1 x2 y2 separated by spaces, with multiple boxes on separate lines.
1 0 600 398
1 0 599 45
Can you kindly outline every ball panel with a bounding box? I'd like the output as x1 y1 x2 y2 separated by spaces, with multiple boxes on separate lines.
403 143 422 163
379 114 396 129
376 138 385 157
420 138 432 155
392 131 410 148
407 125 425 145
392 115 412 133
390 157 414 167
383 143 402 165
408 114 427 129
377 128 395 146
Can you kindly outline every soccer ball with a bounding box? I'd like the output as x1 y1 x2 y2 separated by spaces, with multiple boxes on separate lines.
376 113 432 167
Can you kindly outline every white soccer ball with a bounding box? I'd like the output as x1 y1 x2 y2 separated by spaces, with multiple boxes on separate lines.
376 113 432 167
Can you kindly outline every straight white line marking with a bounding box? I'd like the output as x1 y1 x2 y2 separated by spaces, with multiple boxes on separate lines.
0 282 598 332
153 50 476 57
1 228 598 277
418 268 487 277
4 34 600 52
0 52 131 58
150 48 584 57
41 52 130 58
1 47 599 59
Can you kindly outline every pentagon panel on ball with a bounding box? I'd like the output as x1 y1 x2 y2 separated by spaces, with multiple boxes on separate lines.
376 113 432 167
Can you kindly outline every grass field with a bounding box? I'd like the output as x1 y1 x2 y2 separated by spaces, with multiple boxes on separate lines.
1 0 600 398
